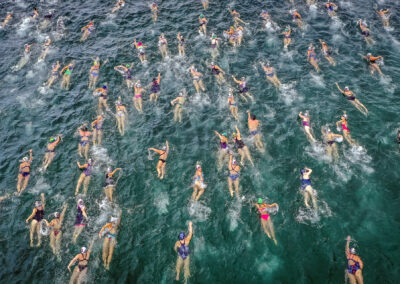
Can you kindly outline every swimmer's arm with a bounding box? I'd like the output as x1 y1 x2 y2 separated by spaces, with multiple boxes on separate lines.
336 120 341 128
218 66 225 73
166 141 169 153
359 257 364 269
67 255 79 271
60 203 68 224
247 110 251 120
371 56 382 61
81 24 90 31
111 168 121 175
99 224 107 238
26 208 37 223
55 135 62 145
345 235 351 255
157 73 161 82
228 155 233 170
232 76 240 84
91 120 96 128
174 241 179 252
186 221 193 243
335 82 344 93
234 126 241 139
117 211 122 227
82 207 88 219
265 203 278 208
29 149 33 162
41 193 45 210
170 97 179 105
214 131 222 139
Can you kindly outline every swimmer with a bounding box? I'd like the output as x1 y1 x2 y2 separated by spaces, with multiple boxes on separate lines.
335 83 368 115
75 159 93 195
38 37 51 62
291 9 303 29
177 32 185 56
299 111 317 143
227 154 240 197
376 8 390 27
307 44 320 72
247 110 265 152
232 75 254 101
133 80 144 113
72 199 88 244
149 73 162 101
210 33 219 58
78 124 91 160
45 203 67 256
282 26 292 49
210 62 225 84
150 2 158 22
158 33 168 59
133 39 147 63
17 149 33 195
94 85 110 113
228 89 239 121
45 61 60 87
104 167 122 202
12 43 33 71
80 21 95 42
170 92 185 123
362 53 383 76
254 199 278 244
358 19 374 45
114 63 134 89
67 242 94 284
259 61 281 88
228 9 248 25
319 39 336 66
325 1 338 18
1 12 13 28
148 141 169 179
60 61 74 90
42 135 62 171
300 168 317 209
235 25 244 46
114 98 128 136
190 65 206 93
25 193 45 247
91 115 104 146
175 221 193 281
260 10 270 26
321 127 343 161
31 8 39 19
198 14 208 35
336 113 358 146
225 26 237 46
99 214 121 270
111 0 125 14
201 0 209 10
88 57 100 90
345 236 364 284
192 164 206 201
214 131 230 170
233 125 254 167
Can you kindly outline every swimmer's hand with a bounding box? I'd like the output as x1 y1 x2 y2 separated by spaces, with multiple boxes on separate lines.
346 235 351 241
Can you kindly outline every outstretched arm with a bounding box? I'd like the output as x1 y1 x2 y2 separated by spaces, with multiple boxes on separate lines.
335 82 344 93
232 76 240 84
345 235 351 255
60 203 68 224
186 221 193 243
26 208 37 223
166 141 169 153
67 255 79 272
41 193 45 210
29 149 33 162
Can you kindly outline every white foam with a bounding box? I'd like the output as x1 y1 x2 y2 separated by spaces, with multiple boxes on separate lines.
188 201 211 222
154 191 169 214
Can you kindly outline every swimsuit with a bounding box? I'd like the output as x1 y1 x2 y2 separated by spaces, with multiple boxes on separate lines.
211 67 220 75
239 82 248 93
301 178 311 190
75 206 86 226
258 208 270 220
78 254 88 272
250 130 259 136
83 164 92 177
34 209 44 222
229 165 240 181
220 141 227 149
341 123 349 132
235 138 245 149
302 120 310 127
137 46 145 55
347 95 356 101
104 173 115 187
107 232 116 242
265 69 274 77
151 82 161 93
91 67 99 77
362 30 370 37
19 164 30 177
125 69 132 80
347 257 361 275
94 120 103 130
178 241 190 260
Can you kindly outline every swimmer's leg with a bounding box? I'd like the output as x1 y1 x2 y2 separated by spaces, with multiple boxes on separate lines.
244 147 254 167
183 256 191 281
267 219 277 245
106 241 116 270
50 231 56 254
102 238 109 268
69 266 79 284
176 256 183 281
234 178 240 196
21 176 30 193
83 176 90 195
30 220 38 247
227 177 234 197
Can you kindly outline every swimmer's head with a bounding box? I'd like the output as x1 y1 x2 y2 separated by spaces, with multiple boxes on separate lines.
252 114 256 120
327 128 331 133
350 248 356 254
78 199 84 206
304 112 309 117
94 61 98 66
136 83 142 88
162 145 167 150
88 158 93 164
300 169 306 175
262 10 266 13
342 114 348 119
232 159 237 165
35 201 42 207
82 126 88 132
102 84 107 90
308 46 312 51
81 247 87 254
179 92 183 97
107 167 112 173
22 156 29 162
49 137 56 143
211 62 215 66
138 42 142 46
196 164 201 169
258 198 263 204
241 77 245 81
110 216 118 223
367 53 371 57
160 33 165 38
126 64 130 68
285 27 289 32
222 132 227 137
179 233 185 240
115 100 122 105
212 34 217 39
228 93 233 97
54 212 60 218
200 14 204 18
89 21 93 25
344 86 349 91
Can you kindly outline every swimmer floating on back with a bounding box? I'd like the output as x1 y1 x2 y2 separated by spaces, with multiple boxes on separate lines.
148 141 169 179
150 2 158 23
300 167 317 209
228 89 239 121
358 19 374 45
214 131 230 170
247 110 265 152
158 33 168 59
190 65 206 93
282 26 292 49
321 127 343 161
375 8 390 27
232 75 254 102
201 0 209 10
325 1 338 18
72 199 88 244
91 115 104 146
104 167 122 202
45 61 61 87
198 14 208 35
307 43 320 72
227 154 241 197
133 39 147 63
114 97 128 136
78 124 91 160
1 12 13 28
17 149 33 195
335 83 368 115
260 61 281 88
67 242 94 284
114 63 134 89
177 32 186 56
254 198 278 244
148 73 162 101
45 203 67 257
94 84 110 113
133 80 144 113
60 61 74 90
210 62 225 84
299 111 317 143
88 57 101 90
111 0 125 14
291 9 303 29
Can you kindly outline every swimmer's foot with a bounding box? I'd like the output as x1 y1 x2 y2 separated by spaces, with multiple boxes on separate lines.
36 242 41 247
30 241 34 247
273 239 278 245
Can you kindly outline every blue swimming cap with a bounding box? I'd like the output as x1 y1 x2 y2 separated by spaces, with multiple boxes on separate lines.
179 233 185 240
300 169 306 174
103 85 107 89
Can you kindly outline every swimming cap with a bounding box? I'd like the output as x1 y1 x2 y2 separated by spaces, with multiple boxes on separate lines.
344 86 349 91
200 14 204 18
110 216 118 223
81 247 87 254
35 201 42 207
88 158 93 164
367 53 371 56
232 159 237 164
22 157 28 162
212 34 216 39
350 248 356 254
103 85 107 89
300 169 306 175
162 145 167 150
107 167 112 172
211 62 214 66
343 114 348 119
179 233 185 240
258 198 263 204
222 132 227 136
78 199 84 205
179 92 183 96
49 137 56 143
327 128 331 133
285 28 289 31
138 42 142 46
54 212 60 218
126 64 130 68
136 84 142 88
196 164 201 169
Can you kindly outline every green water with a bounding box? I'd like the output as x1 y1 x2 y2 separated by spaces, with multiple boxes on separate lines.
0 0 400 283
